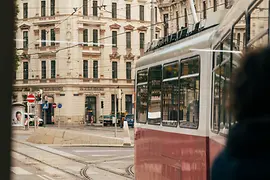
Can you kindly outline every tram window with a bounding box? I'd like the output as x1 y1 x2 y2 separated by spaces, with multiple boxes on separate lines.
148 65 162 125
136 84 148 123
163 62 179 79
179 56 200 129
181 57 199 76
162 63 179 127
137 69 148 84
248 0 269 48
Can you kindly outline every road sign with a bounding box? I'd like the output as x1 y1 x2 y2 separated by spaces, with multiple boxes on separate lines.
58 103 62 108
27 94 35 103
52 103 57 108
42 103 49 110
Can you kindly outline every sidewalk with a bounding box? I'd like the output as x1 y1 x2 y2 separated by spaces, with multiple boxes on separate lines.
13 125 134 147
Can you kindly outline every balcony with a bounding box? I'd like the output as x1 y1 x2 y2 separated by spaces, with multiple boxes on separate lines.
80 45 101 56
33 16 61 26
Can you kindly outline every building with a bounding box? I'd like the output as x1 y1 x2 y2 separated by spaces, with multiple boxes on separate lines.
15 0 161 124
155 0 269 49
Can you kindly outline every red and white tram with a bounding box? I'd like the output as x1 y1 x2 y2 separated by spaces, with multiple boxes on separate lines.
134 0 269 179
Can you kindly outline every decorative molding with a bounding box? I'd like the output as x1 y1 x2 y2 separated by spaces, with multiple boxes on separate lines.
137 26 148 32
124 24 135 31
19 24 30 30
124 52 135 61
109 23 121 30
109 52 121 60
155 26 161 32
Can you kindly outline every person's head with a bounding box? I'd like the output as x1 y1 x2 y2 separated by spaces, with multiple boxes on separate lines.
16 111 22 120
230 46 270 122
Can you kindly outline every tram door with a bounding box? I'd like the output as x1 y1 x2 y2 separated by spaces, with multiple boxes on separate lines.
85 97 97 123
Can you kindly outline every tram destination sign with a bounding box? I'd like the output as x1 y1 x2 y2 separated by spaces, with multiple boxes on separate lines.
80 87 104 91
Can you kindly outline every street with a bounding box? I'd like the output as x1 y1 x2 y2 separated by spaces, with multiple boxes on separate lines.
11 126 135 180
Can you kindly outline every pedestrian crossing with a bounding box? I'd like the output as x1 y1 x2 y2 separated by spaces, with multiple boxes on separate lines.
11 167 56 180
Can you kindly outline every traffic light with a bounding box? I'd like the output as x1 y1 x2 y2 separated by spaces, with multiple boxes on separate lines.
101 101 104 109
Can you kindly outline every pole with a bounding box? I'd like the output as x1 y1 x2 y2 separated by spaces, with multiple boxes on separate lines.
34 100 37 131
189 0 199 24
114 88 117 137
58 108 60 128
150 0 155 41
27 103 30 130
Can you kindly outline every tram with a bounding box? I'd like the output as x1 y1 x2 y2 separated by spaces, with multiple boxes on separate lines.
134 0 269 179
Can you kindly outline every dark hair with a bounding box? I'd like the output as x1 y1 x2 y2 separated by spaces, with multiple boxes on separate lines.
16 111 21 116
230 46 270 122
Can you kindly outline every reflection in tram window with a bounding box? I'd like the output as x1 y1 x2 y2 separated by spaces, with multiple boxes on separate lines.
162 63 178 127
136 69 148 123
148 65 162 125
212 67 220 132
136 84 148 123
248 0 269 49
179 57 200 129
233 14 246 51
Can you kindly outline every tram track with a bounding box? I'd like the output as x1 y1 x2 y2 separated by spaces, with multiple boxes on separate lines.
12 139 134 179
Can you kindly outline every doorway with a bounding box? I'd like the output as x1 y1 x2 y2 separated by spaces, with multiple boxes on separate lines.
85 96 97 123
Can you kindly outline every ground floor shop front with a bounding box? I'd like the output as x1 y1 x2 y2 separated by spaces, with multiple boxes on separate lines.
13 86 134 125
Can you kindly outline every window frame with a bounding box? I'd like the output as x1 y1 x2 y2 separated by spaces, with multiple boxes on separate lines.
93 0 98 16
41 0 46 17
41 29 46 47
112 31 117 47
51 0 55 16
83 0 88 16
112 61 118 79
126 32 131 48
51 60 56 79
136 69 148 124
93 29 98 46
41 61 46 79
139 5 144 21
139 33 144 49
23 62 29 80
23 31 28 49
126 4 131 20
83 60 88 78
126 62 132 80
178 55 201 129
51 29 55 46
83 29 88 46
112 3 117 19
162 60 179 128
93 60 98 78
23 3 28 19
147 65 162 126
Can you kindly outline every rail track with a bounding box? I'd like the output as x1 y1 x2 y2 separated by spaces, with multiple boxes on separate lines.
12 140 134 180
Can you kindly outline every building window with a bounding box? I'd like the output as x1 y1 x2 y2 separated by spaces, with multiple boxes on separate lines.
51 29 55 46
203 1 207 19
23 62 28 80
126 62 131 79
112 3 117 19
41 1 46 17
155 7 157 23
83 29 88 46
23 31 28 49
41 29 46 47
112 31 117 47
51 60 56 78
51 0 55 16
93 0 98 16
23 3 28 19
93 60 98 78
125 95 132 114
112 61 117 79
126 32 131 48
213 0 217 12
83 0 88 16
93 29 98 46
111 94 119 114
41 61 46 79
83 60 88 78
126 4 131 20
140 33 144 49
184 8 188 27
237 33 241 49
139 5 144 21
176 11 179 31
163 13 169 36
